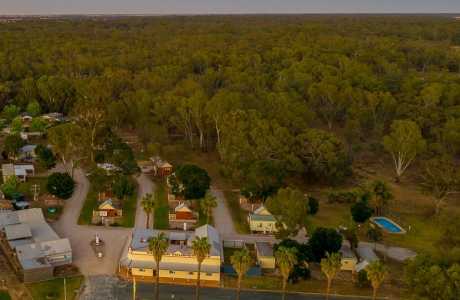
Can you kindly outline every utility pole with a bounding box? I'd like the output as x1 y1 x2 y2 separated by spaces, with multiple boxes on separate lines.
31 184 39 201
64 277 67 300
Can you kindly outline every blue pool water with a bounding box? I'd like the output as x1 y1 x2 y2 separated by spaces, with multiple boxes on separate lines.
373 217 403 233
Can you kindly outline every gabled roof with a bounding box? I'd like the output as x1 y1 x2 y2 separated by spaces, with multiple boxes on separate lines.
175 202 192 213
253 205 272 216
255 242 274 257
98 199 117 210
249 206 276 222
19 145 37 153
195 224 221 257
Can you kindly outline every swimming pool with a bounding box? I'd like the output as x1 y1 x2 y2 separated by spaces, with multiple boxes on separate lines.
371 217 406 234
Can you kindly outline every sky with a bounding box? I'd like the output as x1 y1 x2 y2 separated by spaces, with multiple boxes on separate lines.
1 0 460 15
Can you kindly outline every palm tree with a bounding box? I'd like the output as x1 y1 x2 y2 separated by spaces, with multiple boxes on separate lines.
141 193 155 229
275 246 298 300
202 192 217 224
230 248 252 300
192 236 211 300
148 232 168 300
371 180 393 215
320 252 342 300
366 261 389 300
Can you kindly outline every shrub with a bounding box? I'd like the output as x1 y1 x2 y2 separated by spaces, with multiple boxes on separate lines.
309 227 343 261
113 175 135 199
356 270 371 288
327 190 359 204
175 164 211 200
35 145 56 169
367 226 383 243
307 196 319 215
46 173 75 199
1 176 19 199
274 239 313 282
351 200 374 223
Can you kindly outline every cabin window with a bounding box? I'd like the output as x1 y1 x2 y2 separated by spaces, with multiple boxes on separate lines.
169 270 175 275
206 273 212 276
189 272 194 275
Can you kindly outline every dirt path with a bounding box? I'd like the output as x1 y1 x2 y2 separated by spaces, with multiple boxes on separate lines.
134 173 155 229
210 187 237 238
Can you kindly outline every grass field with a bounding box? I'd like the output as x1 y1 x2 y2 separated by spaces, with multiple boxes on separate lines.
0 291 11 300
139 143 458 257
153 179 169 229
77 183 99 225
17 176 48 200
118 188 138 227
27 276 83 300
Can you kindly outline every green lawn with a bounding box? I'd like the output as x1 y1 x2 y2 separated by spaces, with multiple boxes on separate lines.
153 179 169 229
118 189 137 227
223 191 250 234
0 291 11 300
77 183 99 225
27 276 83 300
17 177 48 200
78 176 138 227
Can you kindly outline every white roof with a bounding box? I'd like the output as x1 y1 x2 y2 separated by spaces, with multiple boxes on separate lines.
19 145 37 153
14 164 34 177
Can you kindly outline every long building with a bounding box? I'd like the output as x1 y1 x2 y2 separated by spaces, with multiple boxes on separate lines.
0 208 72 282
119 224 222 286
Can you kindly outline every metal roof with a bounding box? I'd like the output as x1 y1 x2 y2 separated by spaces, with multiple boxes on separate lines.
5 223 32 240
249 214 276 222
255 242 274 257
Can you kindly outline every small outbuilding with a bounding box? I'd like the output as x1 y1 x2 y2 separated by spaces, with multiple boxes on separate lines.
150 156 173 177
339 244 358 272
92 198 123 225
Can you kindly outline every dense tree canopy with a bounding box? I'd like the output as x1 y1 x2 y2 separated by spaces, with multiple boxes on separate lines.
0 16 459 183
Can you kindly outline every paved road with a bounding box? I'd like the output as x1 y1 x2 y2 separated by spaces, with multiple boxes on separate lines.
135 173 155 229
52 168 132 275
81 276 367 300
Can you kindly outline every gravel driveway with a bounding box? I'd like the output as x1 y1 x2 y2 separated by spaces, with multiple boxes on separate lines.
52 169 133 275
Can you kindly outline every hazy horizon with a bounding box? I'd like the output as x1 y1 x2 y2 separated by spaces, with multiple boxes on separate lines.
2 0 460 15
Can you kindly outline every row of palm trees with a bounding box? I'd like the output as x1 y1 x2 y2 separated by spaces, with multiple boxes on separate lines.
275 249 388 300
320 252 389 300
140 194 387 300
